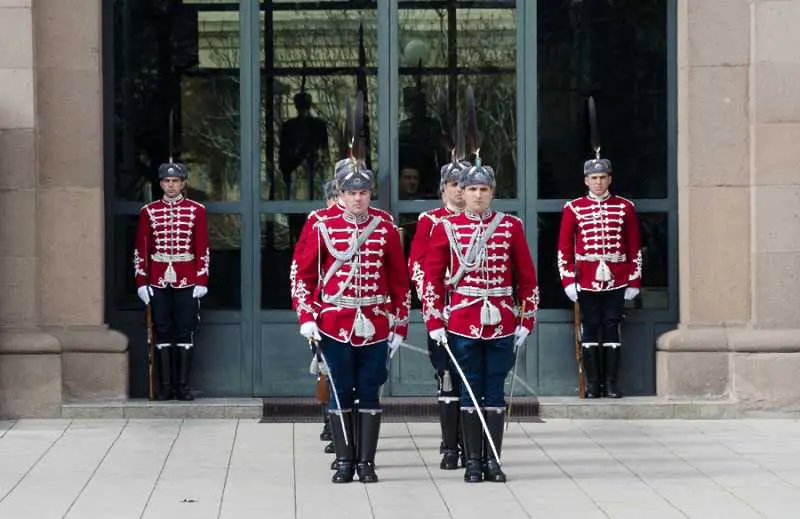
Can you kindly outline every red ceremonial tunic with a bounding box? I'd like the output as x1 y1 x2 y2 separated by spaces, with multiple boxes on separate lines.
422 209 539 340
407 206 460 300
557 192 642 292
133 195 210 289
290 209 411 346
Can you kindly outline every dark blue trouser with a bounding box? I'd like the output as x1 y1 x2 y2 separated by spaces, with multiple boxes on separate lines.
579 288 625 344
150 286 198 344
322 336 389 411
427 337 461 400
448 334 515 408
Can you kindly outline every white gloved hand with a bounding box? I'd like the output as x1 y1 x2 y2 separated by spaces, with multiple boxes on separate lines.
300 322 322 341
388 332 404 358
429 328 447 345
192 285 208 299
564 283 578 302
513 325 530 350
137 285 153 305
624 287 640 301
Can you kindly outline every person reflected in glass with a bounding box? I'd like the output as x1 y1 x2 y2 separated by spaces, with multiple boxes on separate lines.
398 87 448 198
399 166 421 200
279 89 329 201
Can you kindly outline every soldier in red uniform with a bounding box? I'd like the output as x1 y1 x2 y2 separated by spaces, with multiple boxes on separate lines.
408 156 470 471
422 154 539 483
133 160 209 401
311 179 340 451
290 152 410 484
557 154 642 399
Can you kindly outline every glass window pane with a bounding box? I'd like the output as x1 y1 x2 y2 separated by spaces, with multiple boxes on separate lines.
261 4 378 201
636 212 669 310
398 5 516 200
206 213 242 310
537 0 668 199
112 1 241 202
537 211 668 310
261 212 309 309
111 213 241 310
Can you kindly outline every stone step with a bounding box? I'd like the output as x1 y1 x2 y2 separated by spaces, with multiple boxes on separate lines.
60 398 264 419
59 396 754 420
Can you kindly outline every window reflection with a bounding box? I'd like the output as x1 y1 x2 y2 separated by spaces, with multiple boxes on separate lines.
537 0 667 199
112 1 241 203
398 5 516 200
262 212 323 310
537 211 668 310
261 5 378 201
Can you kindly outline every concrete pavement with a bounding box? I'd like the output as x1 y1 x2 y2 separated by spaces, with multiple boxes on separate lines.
0 418 799 518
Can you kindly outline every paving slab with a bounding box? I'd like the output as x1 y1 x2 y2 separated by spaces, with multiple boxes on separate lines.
0 418 797 518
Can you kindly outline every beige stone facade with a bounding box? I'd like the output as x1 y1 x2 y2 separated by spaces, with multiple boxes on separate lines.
658 0 800 410
0 0 127 417
1 0 799 416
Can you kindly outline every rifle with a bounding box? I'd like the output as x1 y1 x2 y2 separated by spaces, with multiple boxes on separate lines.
574 301 586 398
146 303 156 400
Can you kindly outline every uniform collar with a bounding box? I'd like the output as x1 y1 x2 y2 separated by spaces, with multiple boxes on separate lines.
162 194 184 205
343 210 370 225
464 208 494 221
444 203 463 214
587 191 611 202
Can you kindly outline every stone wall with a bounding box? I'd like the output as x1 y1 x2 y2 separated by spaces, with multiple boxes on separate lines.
659 0 800 410
0 0 127 418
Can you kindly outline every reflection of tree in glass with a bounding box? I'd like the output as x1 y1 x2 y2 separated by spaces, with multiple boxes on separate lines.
398 8 518 198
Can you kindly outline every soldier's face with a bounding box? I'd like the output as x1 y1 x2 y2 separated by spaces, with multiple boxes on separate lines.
442 181 464 208
585 173 612 195
341 189 371 215
160 177 185 198
464 184 493 214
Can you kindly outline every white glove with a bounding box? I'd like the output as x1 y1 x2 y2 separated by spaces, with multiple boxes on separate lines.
300 322 321 341
137 285 153 305
388 332 404 358
429 328 447 345
624 287 640 301
192 285 208 299
564 283 578 302
513 325 530 350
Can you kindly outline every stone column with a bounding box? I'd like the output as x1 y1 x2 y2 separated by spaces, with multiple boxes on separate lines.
0 0 62 416
0 0 127 417
659 0 800 411
34 0 128 402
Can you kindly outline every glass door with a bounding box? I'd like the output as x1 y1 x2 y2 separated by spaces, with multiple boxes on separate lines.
388 0 524 395
252 0 381 395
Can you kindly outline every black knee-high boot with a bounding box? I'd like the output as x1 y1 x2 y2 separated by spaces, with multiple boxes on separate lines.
582 344 602 398
461 408 483 483
439 401 461 470
175 347 194 401
329 410 355 483
604 346 622 398
356 410 381 483
157 346 174 401
483 408 507 482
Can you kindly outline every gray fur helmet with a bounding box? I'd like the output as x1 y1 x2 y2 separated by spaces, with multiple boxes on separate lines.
158 161 188 180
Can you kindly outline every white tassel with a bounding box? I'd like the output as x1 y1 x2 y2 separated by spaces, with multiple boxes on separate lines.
353 309 376 338
480 299 502 326
595 259 611 282
164 263 177 283
442 370 453 393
